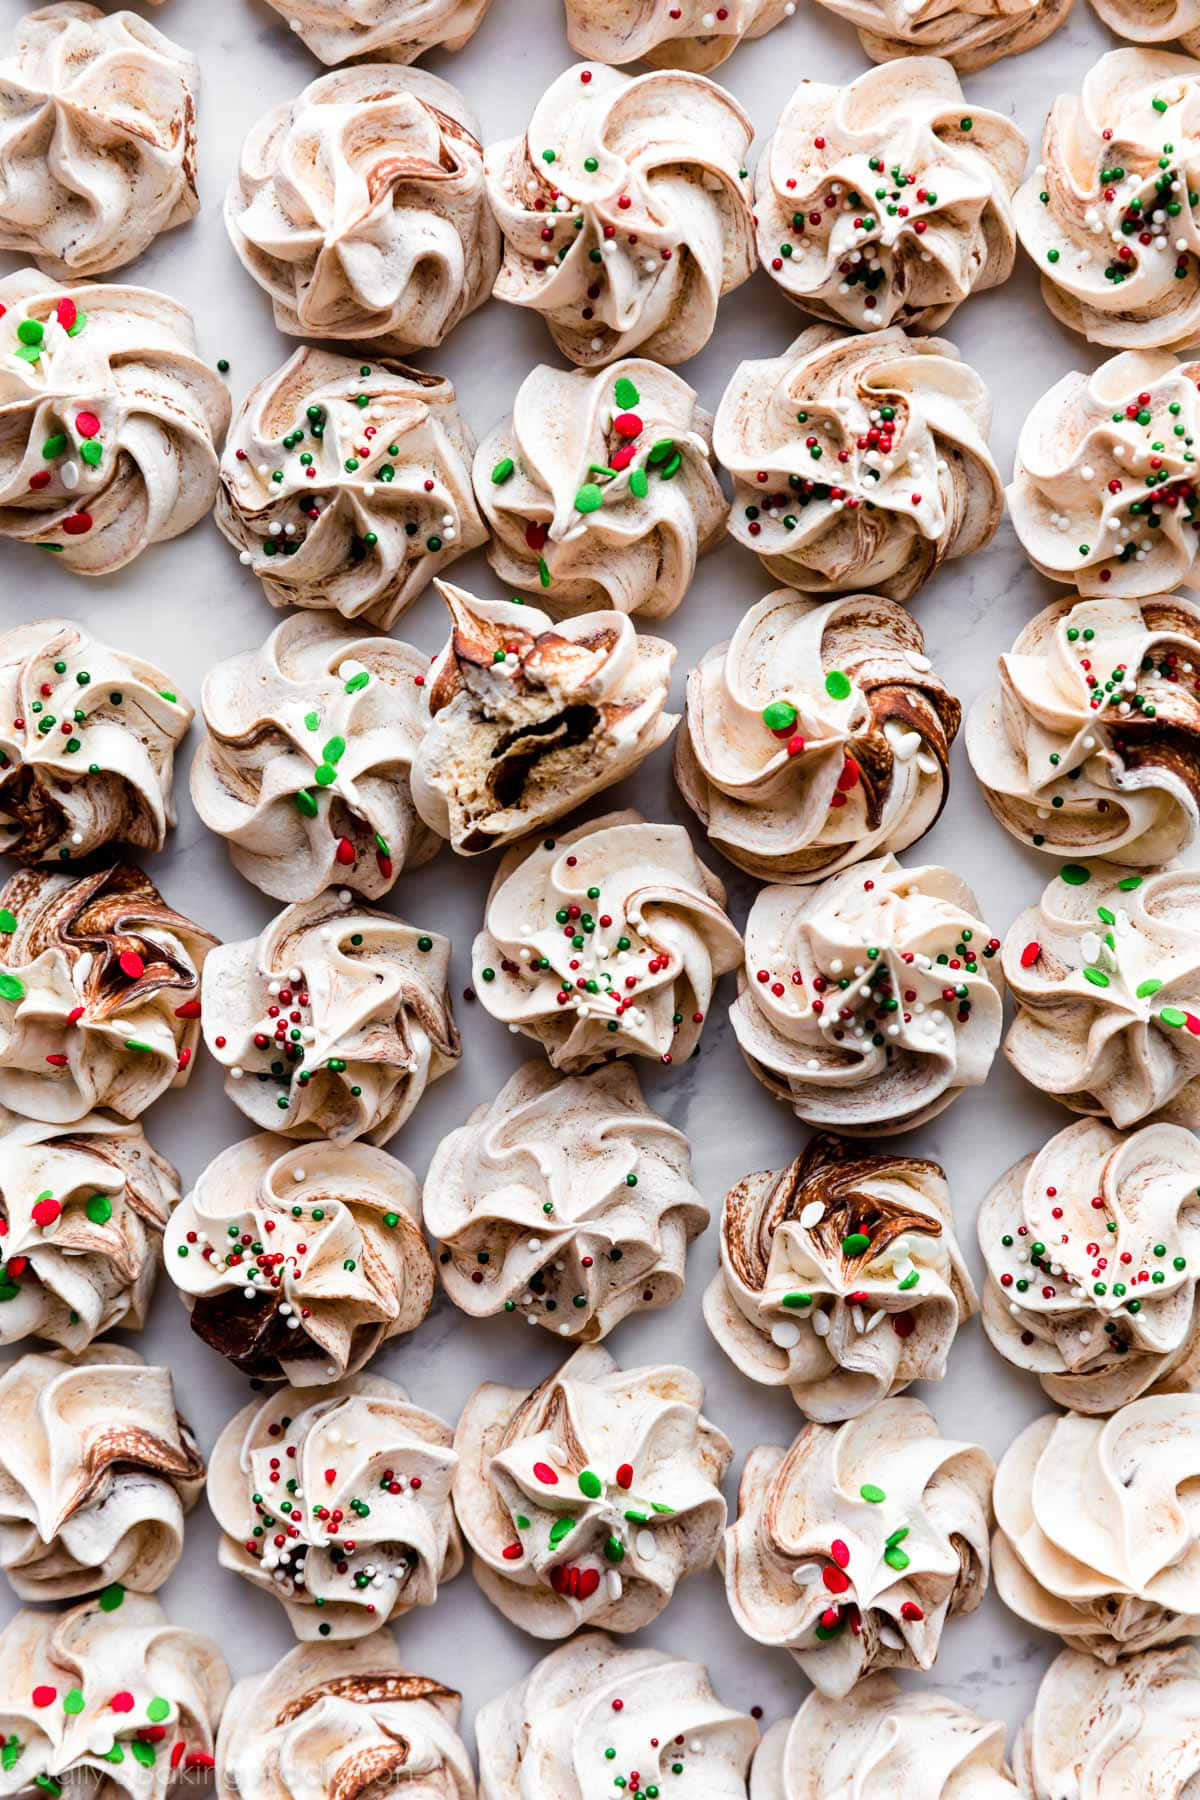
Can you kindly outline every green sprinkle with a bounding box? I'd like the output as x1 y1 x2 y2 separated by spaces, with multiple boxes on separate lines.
762 700 798 733
575 483 604 514
85 1195 112 1225
0 911 16 934
1060 864 1091 886
1162 1007 1188 1028
782 1292 812 1309
1137 978 1164 998
825 671 852 701
294 788 319 818
842 1232 871 1255
548 1517 574 1547
614 377 640 409
578 1469 603 1499
860 1484 886 1504
1084 968 1110 988
0 973 25 1003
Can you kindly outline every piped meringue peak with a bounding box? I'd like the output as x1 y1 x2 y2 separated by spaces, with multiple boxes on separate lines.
261 0 493 64
1015 1643 1200 1799
564 0 797 69
811 0 1073 69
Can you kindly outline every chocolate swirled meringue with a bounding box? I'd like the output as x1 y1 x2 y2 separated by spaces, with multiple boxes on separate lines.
722 1397 994 1698
730 856 1004 1134
209 1376 461 1641
564 0 796 69
704 1132 977 1423
675 590 961 883
485 63 755 368
0 1110 178 1353
1014 1643 1200 1798
0 862 214 1126
0 269 229 574
477 1633 759 1800
472 810 742 1073
191 613 438 904
0 4 198 280
810 0 1072 70
0 1344 203 1601
474 359 727 620
201 890 459 1146
965 594 1200 865
755 63 1026 333
411 583 677 856
424 1059 707 1342
453 1342 730 1639
261 0 492 64
992 1395 1200 1660
165 1133 433 1384
715 326 1002 602
1087 0 1200 51
215 347 485 631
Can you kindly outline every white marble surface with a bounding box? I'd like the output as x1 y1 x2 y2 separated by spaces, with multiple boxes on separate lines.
0 0 1147 1765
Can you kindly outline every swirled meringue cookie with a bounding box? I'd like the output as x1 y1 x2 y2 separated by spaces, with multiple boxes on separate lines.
966 594 1200 864
1014 1643 1200 1798
811 0 1071 69
472 810 742 1072
0 4 198 280
0 1344 203 1601
675 591 960 883
411 583 677 856
1088 0 1200 50
477 1633 758 1800
722 1397 994 1697
201 890 459 1146
453 1342 730 1638
0 269 229 574
715 326 1002 602
564 0 796 68
474 360 727 620
424 1059 707 1341
216 348 484 631
261 0 492 63
485 63 755 368
730 855 1004 1134
209 1377 461 1641
755 63 1026 333
191 613 438 904
0 862 213 1125
227 67 498 354
992 1394 1200 1659
704 1132 977 1422
0 1110 178 1352
165 1133 433 1384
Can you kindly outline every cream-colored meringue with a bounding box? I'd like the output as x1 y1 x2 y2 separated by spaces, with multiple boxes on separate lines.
811 0 1072 69
675 590 961 883
165 1133 433 1385
191 612 439 904
0 4 198 280
0 269 229 574
1014 1643 1200 1798
472 809 742 1072
1087 0 1200 49
0 862 213 1125
0 1344 203 1601
261 0 492 63
411 582 677 856
966 594 1200 864
486 63 755 368
424 1059 707 1342
477 1632 759 1800
715 326 1002 601
565 0 796 68
723 1397 994 1697
453 1342 730 1638
215 347 485 630
202 889 459 1146
993 1396 1200 1659
209 1376 461 1641
730 854 1004 1134
705 1131 977 1422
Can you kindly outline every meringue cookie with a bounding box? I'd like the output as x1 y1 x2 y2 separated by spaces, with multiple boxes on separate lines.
209 1376 461 1641
424 1059 707 1342
215 346 485 631
1004 859 1200 1126
0 4 198 279
992 1395 1200 1659
715 326 1002 601
191 612 439 904
755 62 1026 333
411 583 678 855
485 63 755 368
811 0 1072 69
965 593 1200 864
705 1131 978 1422
722 1397 994 1697
0 1344 203 1601
227 66 498 353
0 269 229 574
0 861 214 1125
472 809 742 1073
477 1632 759 1800
0 1109 179 1353
564 0 796 68
201 889 459 1146
675 590 961 883
1087 0 1200 50
453 1342 731 1638
261 0 492 63
165 1133 433 1385
1014 1643 1200 1798
730 855 1004 1134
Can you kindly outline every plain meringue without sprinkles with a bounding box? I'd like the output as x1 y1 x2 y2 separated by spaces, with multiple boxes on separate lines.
564 0 796 70
1014 1643 1200 1798
262 0 492 63
1086 0 1200 49
812 0 1073 68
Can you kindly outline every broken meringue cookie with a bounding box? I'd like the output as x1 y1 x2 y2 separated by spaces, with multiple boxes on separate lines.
1014 1642 1200 1799
810 0 1073 70
564 0 797 69
261 0 492 64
